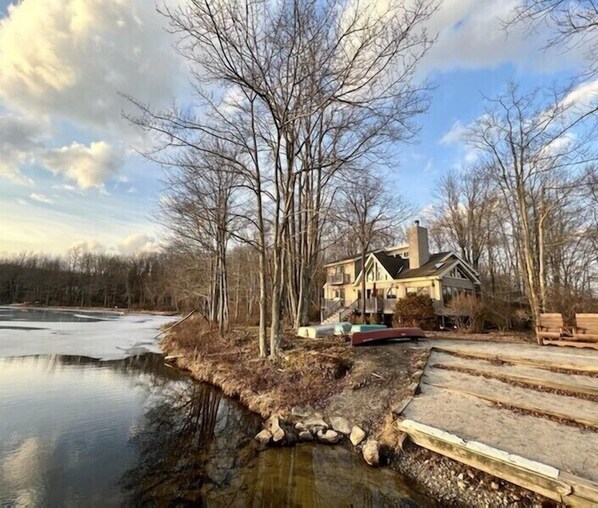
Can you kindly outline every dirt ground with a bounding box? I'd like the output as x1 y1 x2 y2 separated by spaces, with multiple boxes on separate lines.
322 341 426 431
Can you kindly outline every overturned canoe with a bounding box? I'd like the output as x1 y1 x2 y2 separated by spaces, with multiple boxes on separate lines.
351 327 426 346
297 322 351 338
350 324 388 334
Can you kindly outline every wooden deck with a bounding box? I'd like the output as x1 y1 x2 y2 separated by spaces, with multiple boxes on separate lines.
396 342 598 505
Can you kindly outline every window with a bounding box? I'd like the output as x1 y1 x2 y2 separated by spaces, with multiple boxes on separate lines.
406 287 429 296
442 285 472 304
448 265 468 279
386 287 397 299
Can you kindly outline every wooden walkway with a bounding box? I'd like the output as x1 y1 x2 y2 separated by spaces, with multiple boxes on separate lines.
397 342 598 506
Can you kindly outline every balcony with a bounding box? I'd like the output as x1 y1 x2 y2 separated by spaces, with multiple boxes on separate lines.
327 273 351 285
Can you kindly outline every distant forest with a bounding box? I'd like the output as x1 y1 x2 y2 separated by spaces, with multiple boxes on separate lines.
0 250 175 310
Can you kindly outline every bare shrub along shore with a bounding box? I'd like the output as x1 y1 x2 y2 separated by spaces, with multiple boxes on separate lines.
164 317 553 506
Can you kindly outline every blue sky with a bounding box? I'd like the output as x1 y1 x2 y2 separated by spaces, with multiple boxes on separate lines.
0 0 593 255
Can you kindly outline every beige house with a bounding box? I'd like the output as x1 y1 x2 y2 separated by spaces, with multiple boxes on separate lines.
321 221 480 324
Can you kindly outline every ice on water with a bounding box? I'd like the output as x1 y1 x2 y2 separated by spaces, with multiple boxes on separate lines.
0 307 178 360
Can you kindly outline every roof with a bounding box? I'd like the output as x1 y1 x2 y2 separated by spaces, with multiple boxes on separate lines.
397 252 452 279
372 251 408 278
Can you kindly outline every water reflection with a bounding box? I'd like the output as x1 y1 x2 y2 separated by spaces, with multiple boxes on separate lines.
0 354 429 507
121 382 260 505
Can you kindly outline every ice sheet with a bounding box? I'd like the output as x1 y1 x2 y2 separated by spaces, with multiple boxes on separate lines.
0 313 178 360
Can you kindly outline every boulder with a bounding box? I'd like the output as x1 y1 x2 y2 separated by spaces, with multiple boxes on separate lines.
298 430 314 442
362 439 380 466
255 429 272 444
265 416 286 443
303 417 328 428
329 416 351 435
350 426 366 446
316 429 341 444
272 427 285 443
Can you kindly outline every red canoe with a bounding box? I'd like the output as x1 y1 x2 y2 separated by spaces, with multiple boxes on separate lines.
351 327 426 346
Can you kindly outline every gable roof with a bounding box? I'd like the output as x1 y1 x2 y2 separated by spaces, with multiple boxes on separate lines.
397 252 452 279
373 251 408 278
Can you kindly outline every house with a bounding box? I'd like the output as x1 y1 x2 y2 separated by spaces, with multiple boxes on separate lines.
321 221 481 324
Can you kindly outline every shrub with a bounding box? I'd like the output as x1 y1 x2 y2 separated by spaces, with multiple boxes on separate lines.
446 293 488 333
392 294 437 329
369 312 383 324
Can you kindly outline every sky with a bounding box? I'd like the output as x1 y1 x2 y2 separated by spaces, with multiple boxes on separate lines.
0 0 594 256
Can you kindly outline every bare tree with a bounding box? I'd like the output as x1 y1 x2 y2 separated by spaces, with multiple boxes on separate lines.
506 0 598 72
334 170 411 321
129 0 435 357
429 168 498 271
465 82 597 321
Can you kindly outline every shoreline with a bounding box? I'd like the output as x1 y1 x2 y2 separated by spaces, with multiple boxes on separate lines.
163 318 553 506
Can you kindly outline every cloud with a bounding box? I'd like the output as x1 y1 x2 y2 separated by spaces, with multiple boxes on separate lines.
69 239 105 253
29 193 55 204
422 0 585 73
41 141 124 189
440 120 467 145
0 113 45 185
561 78 598 111
117 233 159 255
0 0 182 135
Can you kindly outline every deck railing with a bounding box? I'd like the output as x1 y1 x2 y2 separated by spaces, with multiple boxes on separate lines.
326 273 351 285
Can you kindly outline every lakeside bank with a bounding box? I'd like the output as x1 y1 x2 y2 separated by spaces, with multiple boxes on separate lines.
163 316 553 506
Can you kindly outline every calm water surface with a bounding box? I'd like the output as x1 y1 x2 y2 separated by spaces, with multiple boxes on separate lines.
0 309 430 506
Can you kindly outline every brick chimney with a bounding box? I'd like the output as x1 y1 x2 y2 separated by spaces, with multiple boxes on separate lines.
408 220 430 269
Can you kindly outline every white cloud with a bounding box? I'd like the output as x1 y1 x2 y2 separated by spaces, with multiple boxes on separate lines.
440 120 467 145
41 141 124 189
422 0 585 73
69 239 105 253
561 78 598 111
118 233 159 255
0 0 182 135
29 193 55 204
0 113 46 185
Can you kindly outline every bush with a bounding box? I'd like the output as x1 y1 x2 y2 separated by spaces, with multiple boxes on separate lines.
393 294 437 329
369 312 383 324
446 293 488 333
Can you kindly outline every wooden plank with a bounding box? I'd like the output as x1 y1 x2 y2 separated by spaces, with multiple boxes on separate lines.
431 346 598 374
431 360 598 397
543 339 598 351
560 473 598 506
423 381 598 430
398 419 571 502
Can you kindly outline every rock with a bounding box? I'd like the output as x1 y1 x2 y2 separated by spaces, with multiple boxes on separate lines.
329 416 351 435
255 429 272 444
266 416 285 443
458 473 464 480
362 439 380 466
298 430 314 441
349 426 366 446
272 427 285 443
491 481 500 490
316 429 340 444
303 417 328 429
295 421 307 431
457 481 466 490
266 416 281 431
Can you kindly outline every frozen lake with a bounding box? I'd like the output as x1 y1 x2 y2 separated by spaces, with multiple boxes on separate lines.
0 306 177 360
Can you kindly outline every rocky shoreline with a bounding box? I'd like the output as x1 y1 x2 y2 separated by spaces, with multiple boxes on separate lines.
163 321 555 506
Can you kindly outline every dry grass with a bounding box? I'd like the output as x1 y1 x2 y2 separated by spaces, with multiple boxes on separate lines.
163 316 354 418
